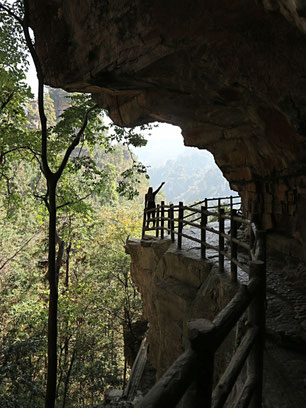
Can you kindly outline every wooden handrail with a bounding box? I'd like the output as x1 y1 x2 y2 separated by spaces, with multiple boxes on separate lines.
142 195 255 278
139 193 266 407
211 327 258 408
136 348 198 408
137 261 265 408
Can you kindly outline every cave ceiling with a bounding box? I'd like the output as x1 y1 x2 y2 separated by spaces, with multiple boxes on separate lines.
28 0 306 242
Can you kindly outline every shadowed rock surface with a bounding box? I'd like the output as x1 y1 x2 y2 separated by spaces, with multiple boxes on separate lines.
26 2 306 405
28 0 306 259
126 232 306 407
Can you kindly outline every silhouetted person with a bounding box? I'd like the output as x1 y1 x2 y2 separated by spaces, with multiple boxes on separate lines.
145 182 165 227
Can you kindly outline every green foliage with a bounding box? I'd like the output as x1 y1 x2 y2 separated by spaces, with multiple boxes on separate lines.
0 153 146 406
0 4 150 406
0 81 148 408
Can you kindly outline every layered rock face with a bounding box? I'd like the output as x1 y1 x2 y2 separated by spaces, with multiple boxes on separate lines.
28 0 306 258
126 237 237 381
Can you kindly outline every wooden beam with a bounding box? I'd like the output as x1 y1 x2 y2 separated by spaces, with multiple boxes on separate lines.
212 273 260 347
211 327 258 408
136 348 198 408
234 375 256 408
230 209 238 282
178 201 183 249
247 260 266 408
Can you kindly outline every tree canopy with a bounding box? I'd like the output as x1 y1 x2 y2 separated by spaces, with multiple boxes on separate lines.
0 1 152 406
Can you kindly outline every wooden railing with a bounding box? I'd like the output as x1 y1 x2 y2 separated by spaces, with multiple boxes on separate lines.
138 196 266 407
142 195 258 282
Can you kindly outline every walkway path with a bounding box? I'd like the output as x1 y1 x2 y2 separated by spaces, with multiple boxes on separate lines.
180 222 306 407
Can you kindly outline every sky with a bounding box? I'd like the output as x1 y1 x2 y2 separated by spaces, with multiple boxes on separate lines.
26 61 200 168
17 0 224 180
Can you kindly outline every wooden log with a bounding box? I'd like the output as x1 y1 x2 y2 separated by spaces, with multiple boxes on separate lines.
178 232 202 245
231 237 249 251
161 201 165 239
170 204 175 242
201 206 207 259
219 208 225 273
247 260 266 408
220 250 231 260
183 211 197 220
142 207 146 239
182 219 202 229
205 242 219 252
182 353 214 407
249 224 254 262
178 202 183 249
234 375 256 408
255 229 266 264
187 319 216 350
167 206 171 236
231 209 238 282
211 327 258 408
136 348 198 408
234 216 251 225
230 258 249 274
211 273 261 348
156 204 160 238
185 319 216 407
205 225 220 234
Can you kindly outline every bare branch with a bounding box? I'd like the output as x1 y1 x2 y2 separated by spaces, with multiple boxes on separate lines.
57 192 93 210
0 4 22 24
0 233 38 271
55 232 65 281
0 91 14 112
55 104 98 181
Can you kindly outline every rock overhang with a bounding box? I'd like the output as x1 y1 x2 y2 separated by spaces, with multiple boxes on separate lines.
28 0 306 256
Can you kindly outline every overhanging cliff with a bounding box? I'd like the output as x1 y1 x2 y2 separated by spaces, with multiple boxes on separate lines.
28 0 306 258
126 237 237 380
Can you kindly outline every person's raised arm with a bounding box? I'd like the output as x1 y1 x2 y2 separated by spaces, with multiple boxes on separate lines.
153 181 165 197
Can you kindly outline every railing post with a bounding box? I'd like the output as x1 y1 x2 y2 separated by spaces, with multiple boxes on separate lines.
170 204 175 243
256 230 266 265
167 205 171 237
142 208 146 239
219 208 225 272
161 201 165 239
184 319 215 407
247 259 266 408
178 202 183 249
249 224 254 261
156 204 160 238
230 209 238 282
230 195 233 211
201 206 207 259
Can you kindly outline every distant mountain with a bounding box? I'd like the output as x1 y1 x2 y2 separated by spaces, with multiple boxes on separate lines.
147 149 236 203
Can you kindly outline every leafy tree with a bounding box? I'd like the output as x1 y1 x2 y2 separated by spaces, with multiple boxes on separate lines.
0 2 149 407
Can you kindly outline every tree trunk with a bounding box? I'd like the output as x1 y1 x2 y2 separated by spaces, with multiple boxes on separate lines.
45 180 58 408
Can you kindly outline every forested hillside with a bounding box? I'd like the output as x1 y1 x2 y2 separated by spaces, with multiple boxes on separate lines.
0 2 151 405
0 104 151 406
148 150 236 203
0 2 236 407
0 86 149 406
